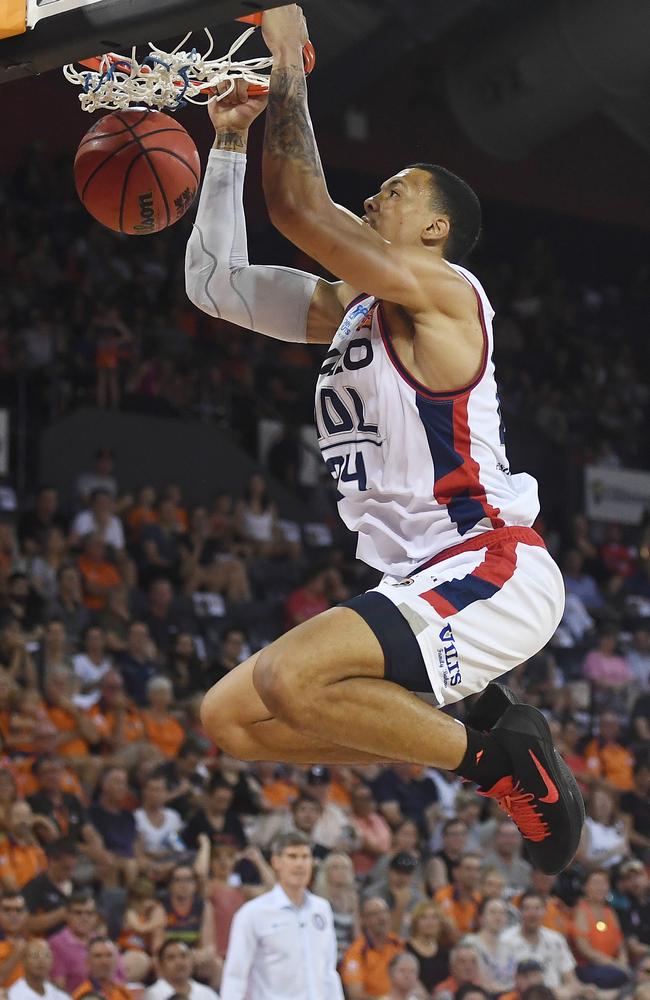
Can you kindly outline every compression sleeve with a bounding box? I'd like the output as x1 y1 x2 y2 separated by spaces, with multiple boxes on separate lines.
185 149 318 342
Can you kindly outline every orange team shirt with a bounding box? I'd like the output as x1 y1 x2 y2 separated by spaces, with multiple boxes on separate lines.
583 739 634 791
572 900 623 960
44 705 89 758
512 891 571 937
0 938 26 987
341 933 404 998
77 555 122 611
142 712 185 759
261 777 299 810
0 840 46 889
90 704 144 745
126 507 158 539
434 885 480 935
73 981 133 1000
16 758 83 800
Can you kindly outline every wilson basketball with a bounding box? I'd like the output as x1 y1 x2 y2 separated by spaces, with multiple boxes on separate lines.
74 110 201 235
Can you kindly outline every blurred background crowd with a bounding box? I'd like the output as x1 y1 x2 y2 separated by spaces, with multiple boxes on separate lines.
0 99 649 1000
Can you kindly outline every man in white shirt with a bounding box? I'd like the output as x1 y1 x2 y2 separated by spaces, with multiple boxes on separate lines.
8 940 71 1000
220 831 344 1000
502 891 594 999
71 489 125 551
145 939 219 1000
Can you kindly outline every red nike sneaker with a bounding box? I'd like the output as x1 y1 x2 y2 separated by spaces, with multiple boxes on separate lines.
479 703 585 875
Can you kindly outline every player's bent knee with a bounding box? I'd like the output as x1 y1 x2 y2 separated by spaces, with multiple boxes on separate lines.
253 647 311 729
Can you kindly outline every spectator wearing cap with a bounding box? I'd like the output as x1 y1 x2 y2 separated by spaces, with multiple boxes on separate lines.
615 859 650 963
620 761 650 860
7 939 69 1000
365 853 424 937
501 890 584 996
433 853 482 940
432 942 487 1000
481 820 533 898
71 937 132 1000
464 896 517 992
349 784 392 878
48 891 99 993
572 869 630 989
405 901 450 994
0 892 29 989
146 939 219 1000
220 831 343 999
21 838 76 937
304 766 357 853
341 896 404 999
379 951 427 1000
497 959 545 1000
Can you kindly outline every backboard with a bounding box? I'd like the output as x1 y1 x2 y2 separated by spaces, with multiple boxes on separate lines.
0 0 297 83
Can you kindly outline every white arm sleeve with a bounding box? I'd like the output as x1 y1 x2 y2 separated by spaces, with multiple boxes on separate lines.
185 148 318 342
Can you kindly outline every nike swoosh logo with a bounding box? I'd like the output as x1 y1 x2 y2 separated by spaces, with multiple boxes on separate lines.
529 750 559 803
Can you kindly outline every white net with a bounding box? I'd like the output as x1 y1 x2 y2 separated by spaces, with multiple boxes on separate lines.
63 24 276 113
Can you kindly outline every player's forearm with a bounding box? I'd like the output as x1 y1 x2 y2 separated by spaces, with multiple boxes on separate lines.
263 46 328 219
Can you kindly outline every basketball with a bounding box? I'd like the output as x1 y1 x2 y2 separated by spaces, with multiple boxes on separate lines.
74 110 201 235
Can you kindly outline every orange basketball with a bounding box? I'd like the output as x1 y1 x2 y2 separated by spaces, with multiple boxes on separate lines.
74 110 201 235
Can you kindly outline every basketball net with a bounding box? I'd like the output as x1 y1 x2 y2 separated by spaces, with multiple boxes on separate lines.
63 18 315 114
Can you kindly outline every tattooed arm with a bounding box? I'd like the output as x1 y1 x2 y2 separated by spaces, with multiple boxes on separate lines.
260 6 458 311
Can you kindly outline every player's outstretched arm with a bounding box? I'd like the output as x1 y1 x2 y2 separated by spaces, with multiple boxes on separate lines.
261 6 461 315
184 80 349 345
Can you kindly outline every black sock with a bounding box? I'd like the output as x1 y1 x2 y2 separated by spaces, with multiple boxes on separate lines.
454 727 511 788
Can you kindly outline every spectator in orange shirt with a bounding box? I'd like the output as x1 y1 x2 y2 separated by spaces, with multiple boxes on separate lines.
42 664 101 760
0 801 47 891
89 670 145 765
572 868 630 989
513 870 571 937
434 852 482 940
125 486 158 543
142 676 185 759
77 533 122 612
72 936 133 1000
0 891 29 988
584 712 634 792
341 896 404 999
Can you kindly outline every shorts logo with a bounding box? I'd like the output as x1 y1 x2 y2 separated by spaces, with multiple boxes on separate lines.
389 577 414 587
438 623 461 687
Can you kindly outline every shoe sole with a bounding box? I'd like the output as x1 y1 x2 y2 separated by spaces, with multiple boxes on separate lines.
494 704 585 875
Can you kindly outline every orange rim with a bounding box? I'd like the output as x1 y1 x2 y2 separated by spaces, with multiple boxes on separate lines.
77 15 316 96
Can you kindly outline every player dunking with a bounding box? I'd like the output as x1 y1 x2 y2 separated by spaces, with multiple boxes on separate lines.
185 5 584 874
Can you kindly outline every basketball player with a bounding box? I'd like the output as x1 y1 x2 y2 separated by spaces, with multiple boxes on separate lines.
185 4 583 874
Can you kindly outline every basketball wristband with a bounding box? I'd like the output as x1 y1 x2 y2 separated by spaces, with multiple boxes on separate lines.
185 149 317 342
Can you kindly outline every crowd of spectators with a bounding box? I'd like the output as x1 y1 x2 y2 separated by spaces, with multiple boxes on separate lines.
0 148 648 999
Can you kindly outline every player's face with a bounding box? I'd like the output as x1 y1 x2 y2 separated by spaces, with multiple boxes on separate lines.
363 168 441 246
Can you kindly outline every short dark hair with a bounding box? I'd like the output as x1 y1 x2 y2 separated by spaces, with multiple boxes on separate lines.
45 837 77 861
407 163 481 263
158 938 190 963
271 831 311 857
456 987 491 1000
519 890 545 907
292 793 320 812
67 890 95 909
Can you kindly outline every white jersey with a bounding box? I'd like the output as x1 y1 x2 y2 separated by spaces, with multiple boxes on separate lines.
315 264 539 577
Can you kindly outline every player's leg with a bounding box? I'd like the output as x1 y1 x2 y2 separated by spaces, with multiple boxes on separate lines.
201 648 399 765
